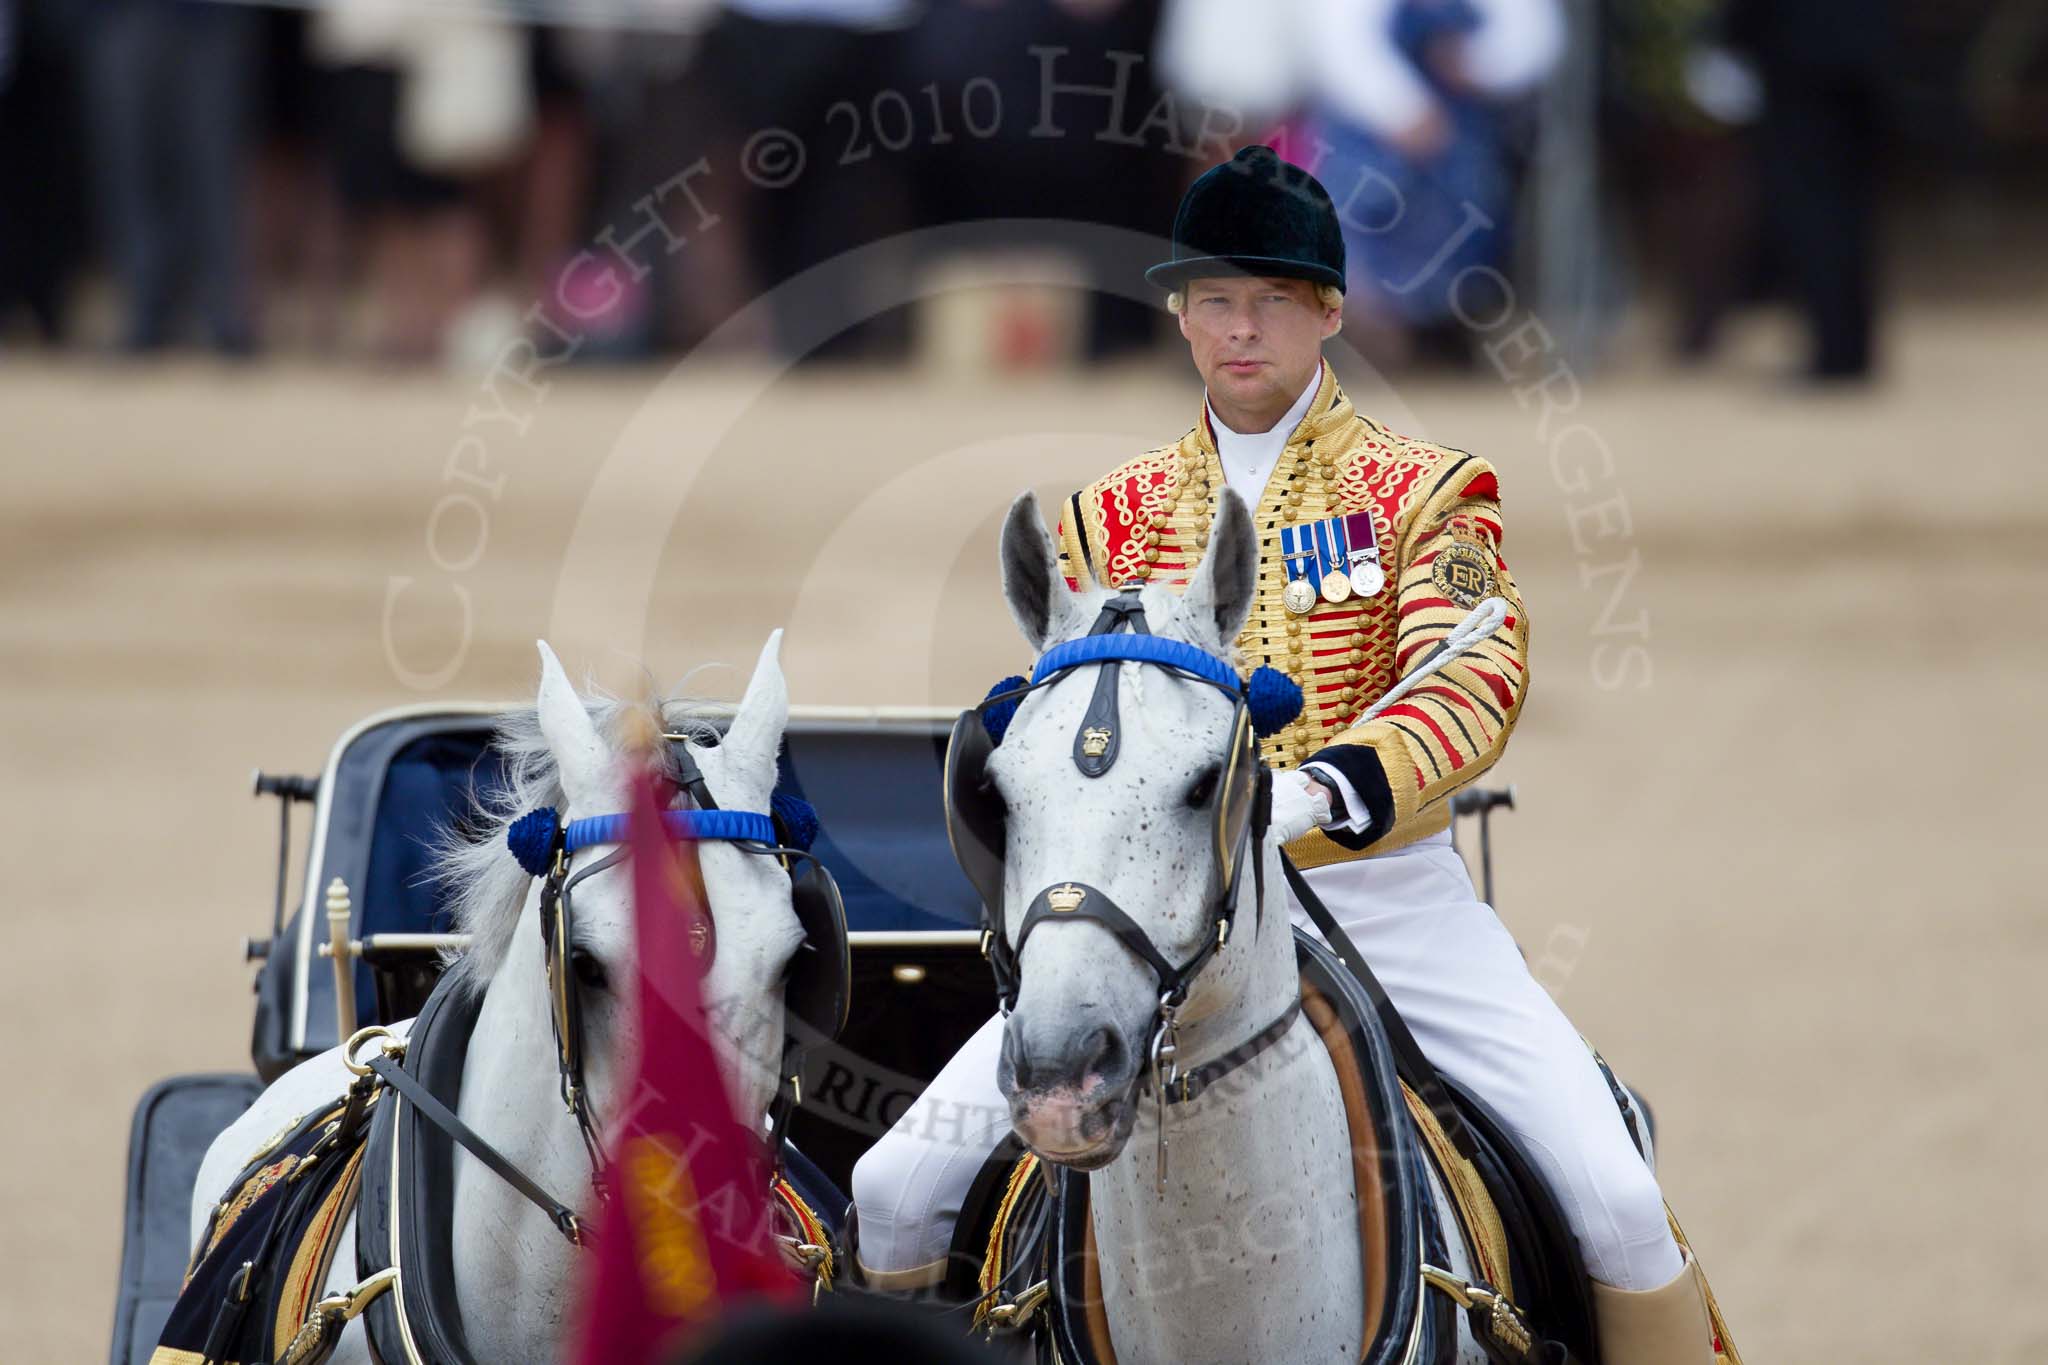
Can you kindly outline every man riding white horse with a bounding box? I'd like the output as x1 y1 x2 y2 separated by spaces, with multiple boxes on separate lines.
851 145 1724 1363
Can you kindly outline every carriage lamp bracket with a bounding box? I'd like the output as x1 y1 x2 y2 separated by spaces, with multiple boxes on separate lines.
1448 784 1516 907
252 769 317 946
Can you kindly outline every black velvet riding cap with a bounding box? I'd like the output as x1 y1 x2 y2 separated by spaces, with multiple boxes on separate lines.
1145 145 1346 293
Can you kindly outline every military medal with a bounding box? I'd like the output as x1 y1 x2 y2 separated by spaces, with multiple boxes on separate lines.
1314 515 1356 603
1341 511 1386 598
1279 532 1321 615
1283 511 1387 610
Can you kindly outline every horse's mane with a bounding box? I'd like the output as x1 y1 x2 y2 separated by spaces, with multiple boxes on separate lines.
428 681 730 999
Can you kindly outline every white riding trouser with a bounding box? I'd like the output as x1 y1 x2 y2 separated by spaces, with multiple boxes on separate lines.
849 829 1686 1292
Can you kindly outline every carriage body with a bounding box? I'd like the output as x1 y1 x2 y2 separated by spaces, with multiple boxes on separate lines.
109 702 1513 1363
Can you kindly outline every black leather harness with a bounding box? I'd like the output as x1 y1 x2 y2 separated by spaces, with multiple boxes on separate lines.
944 591 1291 1186
355 977 493 1365
968 933 1585 1365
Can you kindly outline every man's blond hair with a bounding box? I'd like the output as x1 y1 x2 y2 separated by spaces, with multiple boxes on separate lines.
1166 282 1344 314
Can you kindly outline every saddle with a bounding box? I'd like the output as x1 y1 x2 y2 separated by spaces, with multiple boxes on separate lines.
150 1084 383 1365
152 973 846 1365
961 930 1595 1365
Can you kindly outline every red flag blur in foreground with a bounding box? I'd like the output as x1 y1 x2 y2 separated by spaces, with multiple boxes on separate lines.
569 761 799 1365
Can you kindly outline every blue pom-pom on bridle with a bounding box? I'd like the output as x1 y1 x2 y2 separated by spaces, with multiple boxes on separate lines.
770 790 819 851
1245 665 1304 738
507 806 560 877
977 656 1303 745
980 674 1027 743
507 799 809 875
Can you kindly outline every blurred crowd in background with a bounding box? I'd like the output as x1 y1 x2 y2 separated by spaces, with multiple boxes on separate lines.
0 0 2039 380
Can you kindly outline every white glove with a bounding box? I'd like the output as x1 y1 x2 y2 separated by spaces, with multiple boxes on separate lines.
1269 769 1333 844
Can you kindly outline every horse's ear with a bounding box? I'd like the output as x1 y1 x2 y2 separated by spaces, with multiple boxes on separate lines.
1001 491 1070 652
535 640 611 812
721 628 788 790
1180 489 1258 648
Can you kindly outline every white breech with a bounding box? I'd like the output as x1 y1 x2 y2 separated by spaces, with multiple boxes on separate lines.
850 830 1686 1292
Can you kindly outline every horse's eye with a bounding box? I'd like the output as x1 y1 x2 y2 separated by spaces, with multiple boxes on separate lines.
569 948 609 993
1185 765 1221 809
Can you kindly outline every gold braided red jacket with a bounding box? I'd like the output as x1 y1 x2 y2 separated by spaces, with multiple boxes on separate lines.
1055 361 1529 866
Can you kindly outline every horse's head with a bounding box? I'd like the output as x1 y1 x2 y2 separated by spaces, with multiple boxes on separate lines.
981 490 1262 1168
466 631 810 1145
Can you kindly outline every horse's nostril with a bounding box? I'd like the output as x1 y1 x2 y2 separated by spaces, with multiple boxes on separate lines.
1084 1026 1124 1082
1004 1019 1130 1095
1001 1024 1037 1092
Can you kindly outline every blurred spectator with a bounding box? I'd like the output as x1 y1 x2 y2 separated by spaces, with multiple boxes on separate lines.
1600 0 1762 361
1289 0 1564 366
0 0 92 342
905 0 1178 361
308 1 530 361
1726 0 1893 381
548 6 727 356
84 0 260 353
686 0 921 362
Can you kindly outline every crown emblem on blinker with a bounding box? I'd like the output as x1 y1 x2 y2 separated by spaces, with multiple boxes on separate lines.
1048 884 1088 914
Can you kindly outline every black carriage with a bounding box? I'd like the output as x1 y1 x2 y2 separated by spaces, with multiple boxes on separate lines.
109 702 1516 1363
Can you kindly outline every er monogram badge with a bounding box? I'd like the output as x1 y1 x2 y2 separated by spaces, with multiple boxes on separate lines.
1431 540 1496 609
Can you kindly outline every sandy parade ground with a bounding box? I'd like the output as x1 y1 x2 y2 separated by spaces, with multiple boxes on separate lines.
4 301 2046 1361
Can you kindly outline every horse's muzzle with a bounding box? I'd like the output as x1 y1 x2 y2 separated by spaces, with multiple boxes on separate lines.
998 1017 1142 1167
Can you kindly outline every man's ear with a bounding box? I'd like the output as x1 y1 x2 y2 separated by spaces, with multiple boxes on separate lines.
1177 307 1192 342
1321 300 1343 340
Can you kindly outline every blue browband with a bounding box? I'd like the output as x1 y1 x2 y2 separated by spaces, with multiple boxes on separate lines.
506 805 780 876
1032 634 1242 694
1016 633 1303 742
563 809 775 852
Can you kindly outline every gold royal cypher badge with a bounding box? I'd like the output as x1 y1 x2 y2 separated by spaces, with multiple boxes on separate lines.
1431 540 1496 608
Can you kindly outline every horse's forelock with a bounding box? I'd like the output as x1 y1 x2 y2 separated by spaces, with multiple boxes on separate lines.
430 687 733 999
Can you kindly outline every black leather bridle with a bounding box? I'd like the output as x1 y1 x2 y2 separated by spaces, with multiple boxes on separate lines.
347 739 853 1253
943 591 1298 1184
530 740 851 1202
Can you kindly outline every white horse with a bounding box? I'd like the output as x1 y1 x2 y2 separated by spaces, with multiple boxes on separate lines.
980 493 1500 1363
188 631 811 1364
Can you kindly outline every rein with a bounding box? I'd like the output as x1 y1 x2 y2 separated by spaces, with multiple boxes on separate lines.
345 1027 589 1247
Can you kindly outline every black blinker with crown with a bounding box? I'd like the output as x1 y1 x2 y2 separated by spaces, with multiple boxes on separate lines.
1145 145 1346 293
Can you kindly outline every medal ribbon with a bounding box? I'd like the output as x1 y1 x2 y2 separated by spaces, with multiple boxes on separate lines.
1341 512 1380 572
1279 523 1321 595
1313 516 1351 581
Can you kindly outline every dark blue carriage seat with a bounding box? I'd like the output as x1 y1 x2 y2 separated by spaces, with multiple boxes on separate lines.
777 717 980 934
255 708 984 1079
109 1073 265 1365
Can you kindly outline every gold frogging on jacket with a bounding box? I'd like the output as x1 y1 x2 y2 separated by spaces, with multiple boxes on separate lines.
1054 361 1530 865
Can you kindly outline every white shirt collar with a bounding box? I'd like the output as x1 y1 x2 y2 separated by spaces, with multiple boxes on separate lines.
1206 365 1323 513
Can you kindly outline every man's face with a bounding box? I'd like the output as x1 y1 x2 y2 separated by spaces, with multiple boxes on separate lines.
1177 276 1341 420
